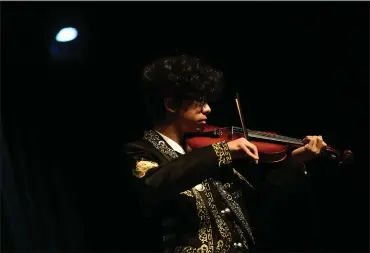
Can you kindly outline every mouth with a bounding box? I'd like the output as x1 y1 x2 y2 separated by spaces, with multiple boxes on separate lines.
198 118 207 124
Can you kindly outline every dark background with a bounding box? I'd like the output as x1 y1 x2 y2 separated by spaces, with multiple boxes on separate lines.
2 2 369 252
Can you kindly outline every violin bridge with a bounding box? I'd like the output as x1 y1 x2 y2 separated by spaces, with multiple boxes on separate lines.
229 126 234 139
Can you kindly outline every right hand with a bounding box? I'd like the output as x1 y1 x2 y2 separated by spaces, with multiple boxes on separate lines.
227 138 259 164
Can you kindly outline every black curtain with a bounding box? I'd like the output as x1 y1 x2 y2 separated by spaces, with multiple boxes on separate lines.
2 111 86 251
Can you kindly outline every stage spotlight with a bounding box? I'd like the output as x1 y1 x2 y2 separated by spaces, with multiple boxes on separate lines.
55 27 78 42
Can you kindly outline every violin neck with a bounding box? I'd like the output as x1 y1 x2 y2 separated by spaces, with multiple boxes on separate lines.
231 126 304 147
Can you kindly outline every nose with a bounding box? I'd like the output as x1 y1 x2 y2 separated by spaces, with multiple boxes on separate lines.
202 103 211 114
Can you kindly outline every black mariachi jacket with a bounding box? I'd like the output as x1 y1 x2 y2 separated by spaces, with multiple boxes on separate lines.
124 130 260 253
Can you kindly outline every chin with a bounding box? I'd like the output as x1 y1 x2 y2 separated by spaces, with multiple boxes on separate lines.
182 124 199 133
195 123 206 132
181 119 207 133
195 126 204 132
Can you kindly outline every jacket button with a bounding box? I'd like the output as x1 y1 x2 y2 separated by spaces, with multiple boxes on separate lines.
233 242 243 248
194 184 205 191
221 208 231 215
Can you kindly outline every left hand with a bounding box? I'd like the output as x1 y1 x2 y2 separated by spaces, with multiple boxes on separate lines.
291 135 327 163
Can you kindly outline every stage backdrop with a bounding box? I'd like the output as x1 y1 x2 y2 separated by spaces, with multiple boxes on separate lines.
2 2 368 252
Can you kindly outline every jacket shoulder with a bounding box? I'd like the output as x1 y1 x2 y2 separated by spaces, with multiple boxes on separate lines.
124 139 153 152
122 139 163 162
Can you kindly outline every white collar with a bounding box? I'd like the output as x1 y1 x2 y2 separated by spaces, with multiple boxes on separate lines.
155 131 186 155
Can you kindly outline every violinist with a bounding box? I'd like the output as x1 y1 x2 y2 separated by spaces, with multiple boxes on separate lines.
123 54 327 252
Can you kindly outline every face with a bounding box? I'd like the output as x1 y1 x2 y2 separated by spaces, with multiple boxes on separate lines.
177 100 212 133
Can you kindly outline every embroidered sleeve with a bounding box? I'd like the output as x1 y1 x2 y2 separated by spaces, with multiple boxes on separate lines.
211 141 232 167
124 141 234 202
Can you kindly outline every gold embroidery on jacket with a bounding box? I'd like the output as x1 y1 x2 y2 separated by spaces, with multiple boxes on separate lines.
211 141 232 167
233 221 249 251
193 189 213 252
173 188 213 253
143 130 178 158
216 240 224 251
133 160 159 178
232 190 242 200
180 190 194 198
214 180 255 244
232 168 255 189
202 180 232 253
175 244 209 253
223 183 232 189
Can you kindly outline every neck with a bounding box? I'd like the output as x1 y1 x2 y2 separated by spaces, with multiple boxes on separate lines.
154 122 183 146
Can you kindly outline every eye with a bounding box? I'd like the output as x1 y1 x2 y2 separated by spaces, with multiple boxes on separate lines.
194 100 206 109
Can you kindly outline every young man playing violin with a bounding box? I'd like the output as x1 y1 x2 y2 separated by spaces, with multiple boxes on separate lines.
123 55 327 252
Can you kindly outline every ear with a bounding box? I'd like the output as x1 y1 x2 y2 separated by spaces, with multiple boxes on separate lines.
164 98 177 113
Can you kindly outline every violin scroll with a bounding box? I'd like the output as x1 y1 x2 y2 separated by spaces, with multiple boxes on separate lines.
338 149 354 167
322 148 354 167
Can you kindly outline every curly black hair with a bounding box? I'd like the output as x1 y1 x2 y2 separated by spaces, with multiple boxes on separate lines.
141 54 224 124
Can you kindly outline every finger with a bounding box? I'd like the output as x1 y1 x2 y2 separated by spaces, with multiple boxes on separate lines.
240 144 259 161
313 136 326 154
303 136 312 144
316 135 326 149
321 141 328 151
307 138 316 150
316 136 323 147
245 141 259 159
311 138 322 154
322 141 327 148
249 145 259 164
246 147 259 161
304 138 316 153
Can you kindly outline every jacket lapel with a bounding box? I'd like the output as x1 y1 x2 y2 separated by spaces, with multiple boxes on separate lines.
143 130 179 161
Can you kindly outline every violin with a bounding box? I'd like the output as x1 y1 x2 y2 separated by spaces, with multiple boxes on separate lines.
186 93 353 167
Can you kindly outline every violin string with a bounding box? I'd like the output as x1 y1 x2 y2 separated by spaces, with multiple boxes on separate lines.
229 126 304 145
221 127 340 157
249 134 303 145
252 132 303 144
230 126 302 142
217 127 338 154
250 131 303 143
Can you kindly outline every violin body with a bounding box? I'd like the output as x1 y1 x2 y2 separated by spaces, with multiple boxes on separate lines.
186 125 290 163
